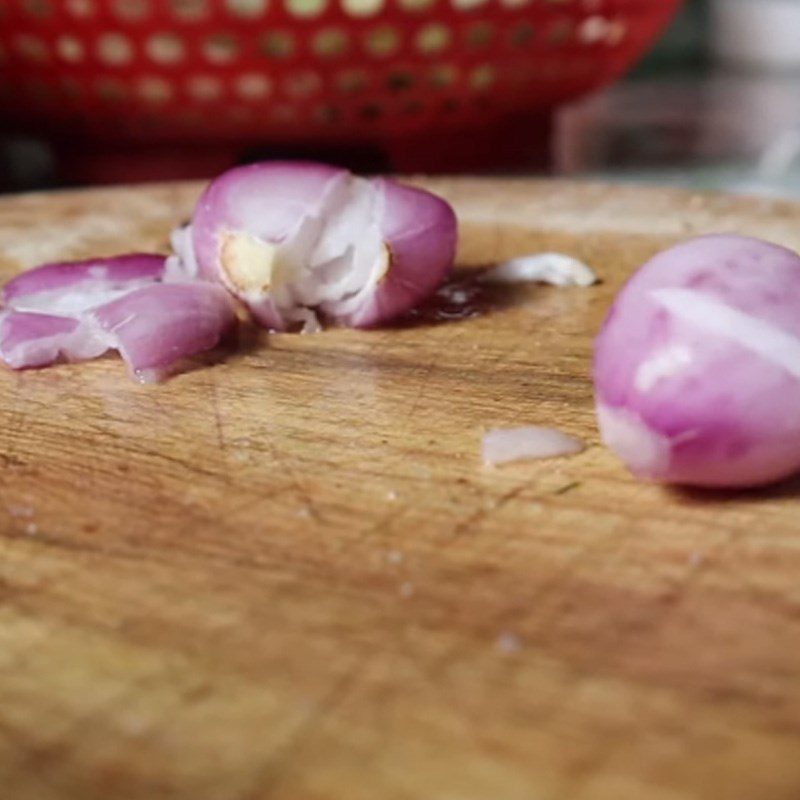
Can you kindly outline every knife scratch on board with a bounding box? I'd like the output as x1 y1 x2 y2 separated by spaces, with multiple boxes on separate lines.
210 380 227 455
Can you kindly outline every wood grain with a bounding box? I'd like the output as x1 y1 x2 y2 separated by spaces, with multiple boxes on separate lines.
1 178 800 800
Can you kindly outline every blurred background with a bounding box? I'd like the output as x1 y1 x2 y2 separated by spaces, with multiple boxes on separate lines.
3 0 800 197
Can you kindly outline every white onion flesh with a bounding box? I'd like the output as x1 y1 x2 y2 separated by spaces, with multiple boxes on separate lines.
481 253 598 287
482 426 585 466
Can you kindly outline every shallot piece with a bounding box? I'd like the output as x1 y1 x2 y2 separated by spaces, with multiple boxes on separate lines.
594 234 800 488
89 282 237 382
0 311 107 369
482 426 585 466
172 161 458 331
481 253 598 287
0 254 236 380
3 253 166 313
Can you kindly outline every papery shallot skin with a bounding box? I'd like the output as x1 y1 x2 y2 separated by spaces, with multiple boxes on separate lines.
185 161 458 330
594 234 800 488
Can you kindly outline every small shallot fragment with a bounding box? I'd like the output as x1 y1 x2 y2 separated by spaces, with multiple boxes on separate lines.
481 253 598 287
172 161 458 331
90 282 237 382
594 234 800 488
482 426 585 466
0 254 236 380
2 253 166 314
0 311 106 369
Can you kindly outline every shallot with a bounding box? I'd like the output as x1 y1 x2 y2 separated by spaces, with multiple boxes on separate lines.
171 161 458 331
0 161 460 382
594 234 800 487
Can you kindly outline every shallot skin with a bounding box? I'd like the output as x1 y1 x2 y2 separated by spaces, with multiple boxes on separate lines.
594 234 800 488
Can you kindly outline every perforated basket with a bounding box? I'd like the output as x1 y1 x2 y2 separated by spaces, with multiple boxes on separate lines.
0 0 681 174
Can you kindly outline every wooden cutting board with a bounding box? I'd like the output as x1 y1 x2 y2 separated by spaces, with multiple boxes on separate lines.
1 178 800 800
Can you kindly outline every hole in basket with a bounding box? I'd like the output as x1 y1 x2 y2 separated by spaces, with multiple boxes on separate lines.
22 78 53 106
97 33 134 66
284 70 322 98
547 19 573 44
226 0 268 16
57 35 85 63
22 0 53 17
416 23 451 55
465 22 493 49
364 26 401 57
341 0 383 17
313 104 341 124
229 106 254 124
272 104 297 123
147 33 186 64
137 76 173 103
441 97 460 113
313 28 349 58
286 0 326 17
336 69 368 93
579 16 610 44
401 99 423 115
359 103 382 121
204 34 240 64
112 0 150 20
23 79 52 103
607 19 628 45
235 72 272 99
429 63 457 88
260 31 295 59
14 35 49 63
386 71 414 92
96 77 128 102
59 76 83 100
469 64 494 90
176 109 204 128
171 0 210 19
452 0 488 10
398 0 434 11
509 23 534 47
65 0 95 16
187 74 223 101
139 113 164 132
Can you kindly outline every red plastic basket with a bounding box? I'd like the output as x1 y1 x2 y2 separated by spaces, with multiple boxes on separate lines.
0 0 681 176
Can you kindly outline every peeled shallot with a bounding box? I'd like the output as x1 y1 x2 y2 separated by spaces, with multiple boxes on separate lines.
170 161 458 331
594 234 800 488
